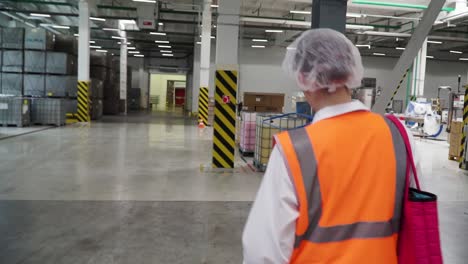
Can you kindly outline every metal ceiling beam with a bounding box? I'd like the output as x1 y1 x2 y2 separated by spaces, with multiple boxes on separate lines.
372 0 446 113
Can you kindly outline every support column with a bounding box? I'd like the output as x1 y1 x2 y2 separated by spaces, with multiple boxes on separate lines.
77 0 91 123
212 0 241 169
416 39 428 97
312 0 347 32
198 0 212 125
119 29 128 115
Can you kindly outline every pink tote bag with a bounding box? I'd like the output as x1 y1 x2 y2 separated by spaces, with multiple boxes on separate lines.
386 115 443 264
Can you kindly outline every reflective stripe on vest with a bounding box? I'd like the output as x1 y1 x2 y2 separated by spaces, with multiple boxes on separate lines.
282 116 407 247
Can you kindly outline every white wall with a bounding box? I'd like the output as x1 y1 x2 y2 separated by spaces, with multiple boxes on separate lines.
190 44 468 113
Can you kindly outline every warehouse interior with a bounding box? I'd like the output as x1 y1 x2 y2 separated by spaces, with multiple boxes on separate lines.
0 0 467 263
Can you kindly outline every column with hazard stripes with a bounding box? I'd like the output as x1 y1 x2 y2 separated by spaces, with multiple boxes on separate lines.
198 87 209 126
459 86 468 169
212 70 237 168
386 69 409 108
77 81 91 122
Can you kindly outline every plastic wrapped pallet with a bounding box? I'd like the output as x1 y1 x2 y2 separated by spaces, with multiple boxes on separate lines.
1 28 25 49
0 97 30 127
67 76 78 97
240 112 257 153
254 114 309 171
46 52 77 75
46 75 71 97
24 51 46 73
1 73 23 96
91 53 109 67
103 99 119 115
24 28 54 50
2 51 23 73
64 99 77 114
91 66 108 80
24 74 45 97
91 79 104 99
91 99 103 120
54 35 78 55
31 98 66 126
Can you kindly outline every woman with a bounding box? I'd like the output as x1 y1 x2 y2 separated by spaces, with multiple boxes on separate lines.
242 28 420 264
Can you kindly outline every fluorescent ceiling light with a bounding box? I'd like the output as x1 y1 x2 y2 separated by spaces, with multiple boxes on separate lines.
363 31 410 37
52 25 70 29
265 29 283 33
160 50 172 53
211 4 219 8
356 44 371 49
30 13 50 18
89 40 95 44
133 0 157 3
103 28 119 31
162 54 174 57
117 42 131 45
346 13 362 18
252 45 266 48
252 39 268 42
112 36 125 40
396 47 405 50
459 58 468 61
346 24 374 30
134 54 144 57
373 53 386 56
158 45 172 48
426 56 434 59
158 22 164 26
450 50 463 54
129 51 140 54
196 42 202 45
96 49 108 53
290 10 311 14
427 40 442 44
150 32 166 35
90 17 106 21
155 40 169 43
127 47 136 50
90 46 102 49
74 34 79 37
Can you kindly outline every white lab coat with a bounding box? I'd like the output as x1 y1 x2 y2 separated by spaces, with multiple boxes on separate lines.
242 100 421 264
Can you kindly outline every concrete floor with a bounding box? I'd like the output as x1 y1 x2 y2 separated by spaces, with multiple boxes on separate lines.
0 112 467 263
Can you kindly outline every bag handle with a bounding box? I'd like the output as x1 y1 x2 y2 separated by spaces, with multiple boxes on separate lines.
386 114 421 191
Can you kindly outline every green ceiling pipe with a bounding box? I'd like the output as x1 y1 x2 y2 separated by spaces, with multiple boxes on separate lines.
352 0 454 12
0 0 74 6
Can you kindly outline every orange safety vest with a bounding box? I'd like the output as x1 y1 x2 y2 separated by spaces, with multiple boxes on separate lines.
275 111 406 264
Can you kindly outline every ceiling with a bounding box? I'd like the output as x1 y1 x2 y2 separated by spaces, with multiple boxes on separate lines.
1 0 468 62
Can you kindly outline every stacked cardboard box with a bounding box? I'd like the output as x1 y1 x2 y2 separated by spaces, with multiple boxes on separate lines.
243 92 285 113
449 121 464 160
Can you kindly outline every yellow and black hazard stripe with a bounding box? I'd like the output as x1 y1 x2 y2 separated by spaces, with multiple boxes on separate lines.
387 69 409 107
66 113 79 124
198 87 209 125
459 87 468 170
212 70 237 168
77 81 90 122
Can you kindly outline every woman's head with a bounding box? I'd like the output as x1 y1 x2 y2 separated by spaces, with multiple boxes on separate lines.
283 28 363 94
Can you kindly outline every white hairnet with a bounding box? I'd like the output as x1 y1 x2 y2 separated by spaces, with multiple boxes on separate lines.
282 28 364 93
